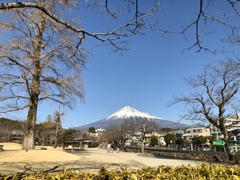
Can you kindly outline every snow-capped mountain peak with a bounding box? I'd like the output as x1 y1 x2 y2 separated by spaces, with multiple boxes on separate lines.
74 106 189 130
105 106 162 121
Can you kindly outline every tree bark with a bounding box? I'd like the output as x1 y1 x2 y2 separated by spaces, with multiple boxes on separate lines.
22 97 38 150
141 141 144 153
222 129 234 161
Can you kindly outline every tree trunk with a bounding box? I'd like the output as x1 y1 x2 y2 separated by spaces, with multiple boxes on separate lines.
222 129 234 161
141 141 144 153
22 13 41 150
41 136 45 146
22 96 38 150
140 133 145 153
7 132 10 142
54 119 59 148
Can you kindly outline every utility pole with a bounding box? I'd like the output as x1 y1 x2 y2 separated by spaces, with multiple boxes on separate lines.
191 120 194 151
54 105 64 148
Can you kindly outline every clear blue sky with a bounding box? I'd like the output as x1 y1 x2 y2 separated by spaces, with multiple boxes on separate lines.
3 1 239 128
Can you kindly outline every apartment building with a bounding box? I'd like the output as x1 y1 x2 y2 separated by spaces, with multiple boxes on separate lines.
182 127 211 140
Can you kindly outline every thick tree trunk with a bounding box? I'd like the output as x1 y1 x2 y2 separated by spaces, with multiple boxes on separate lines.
222 129 234 161
22 127 35 150
22 96 39 150
22 13 41 149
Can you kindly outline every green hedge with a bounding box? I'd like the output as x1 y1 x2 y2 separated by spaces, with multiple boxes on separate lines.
0 163 239 180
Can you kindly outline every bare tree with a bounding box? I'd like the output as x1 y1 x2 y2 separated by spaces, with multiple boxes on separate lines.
0 1 86 150
53 108 64 148
118 119 137 147
101 118 159 152
134 118 159 153
0 1 159 150
102 119 137 148
169 58 240 160
36 116 57 146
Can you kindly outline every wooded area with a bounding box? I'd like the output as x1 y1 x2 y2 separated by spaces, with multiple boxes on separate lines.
0 118 92 147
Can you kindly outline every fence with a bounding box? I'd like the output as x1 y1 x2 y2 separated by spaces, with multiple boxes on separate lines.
124 146 240 162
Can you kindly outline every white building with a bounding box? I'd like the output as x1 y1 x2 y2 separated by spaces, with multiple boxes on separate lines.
225 114 240 132
95 128 106 137
182 127 211 140
210 114 240 140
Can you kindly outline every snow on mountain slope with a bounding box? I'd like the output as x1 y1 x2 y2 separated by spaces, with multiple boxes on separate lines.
104 106 162 121
74 106 190 130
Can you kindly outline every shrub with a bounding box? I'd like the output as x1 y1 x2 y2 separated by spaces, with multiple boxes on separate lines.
0 163 239 180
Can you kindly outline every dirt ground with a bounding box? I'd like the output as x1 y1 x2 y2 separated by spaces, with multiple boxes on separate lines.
0 143 202 175
0 143 147 175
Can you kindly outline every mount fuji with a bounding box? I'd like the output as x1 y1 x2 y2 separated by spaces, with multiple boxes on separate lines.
74 106 189 130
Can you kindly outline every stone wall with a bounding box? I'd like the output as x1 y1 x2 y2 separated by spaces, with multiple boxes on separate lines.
124 146 232 162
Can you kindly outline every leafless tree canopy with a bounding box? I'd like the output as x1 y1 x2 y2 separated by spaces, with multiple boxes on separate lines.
158 0 240 53
0 7 85 113
0 0 160 149
1 1 240 53
102 119 159 148
169 58 240 159
0 0 159 52
171 58 240 125
1 1 240 150
0 1 87 149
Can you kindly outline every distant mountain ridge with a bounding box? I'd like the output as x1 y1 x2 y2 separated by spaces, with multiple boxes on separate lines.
74 106 189 130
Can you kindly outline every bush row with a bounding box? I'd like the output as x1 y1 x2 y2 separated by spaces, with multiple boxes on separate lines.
0 163 239 180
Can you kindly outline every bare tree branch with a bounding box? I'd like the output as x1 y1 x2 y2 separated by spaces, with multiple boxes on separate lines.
169 57 240 160
0 1 159 52
160 0 240 53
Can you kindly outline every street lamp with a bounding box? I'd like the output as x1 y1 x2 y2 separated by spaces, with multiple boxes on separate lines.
170 140 172 149
141 124 146 153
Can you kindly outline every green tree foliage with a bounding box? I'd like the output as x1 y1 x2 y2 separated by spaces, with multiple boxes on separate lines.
175 137 184 145
150 135 158 147
192 136 208 145
88 127 96 133
164 133 176 145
